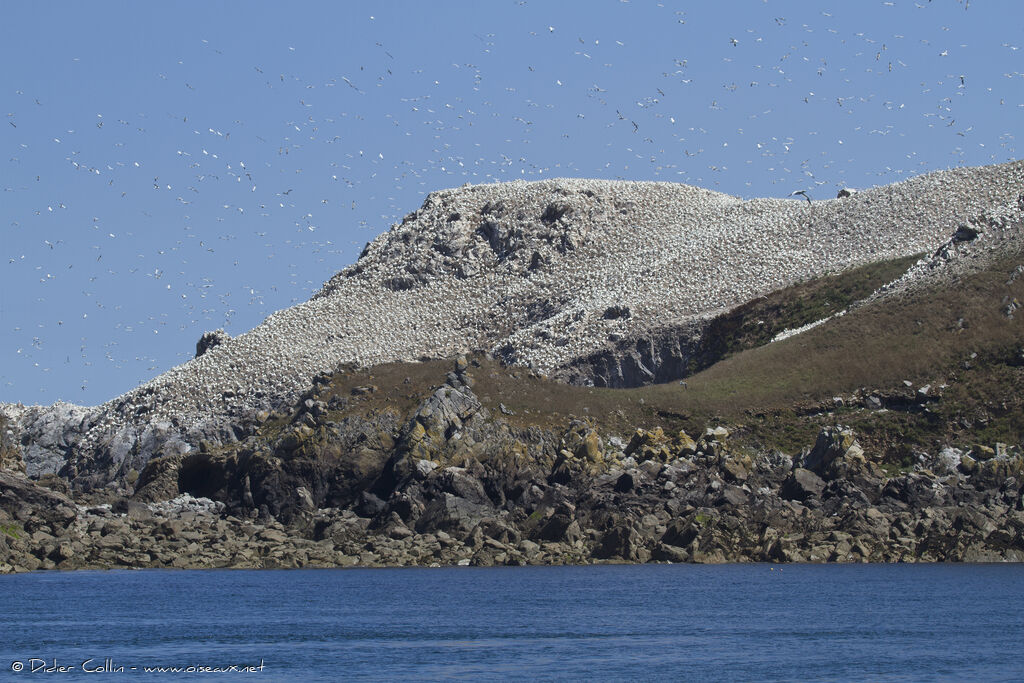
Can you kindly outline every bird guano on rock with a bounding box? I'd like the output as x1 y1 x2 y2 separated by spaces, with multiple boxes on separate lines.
9 161 1024 477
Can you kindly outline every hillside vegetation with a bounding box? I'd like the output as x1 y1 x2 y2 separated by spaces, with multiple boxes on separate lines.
2 169 1024 572
288 245 1021 462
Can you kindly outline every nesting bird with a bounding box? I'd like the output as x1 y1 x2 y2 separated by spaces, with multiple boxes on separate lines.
6 161 1020 475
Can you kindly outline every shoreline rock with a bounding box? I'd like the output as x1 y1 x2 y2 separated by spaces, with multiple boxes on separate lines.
3 414 1021 573
4 162 1023 483
2 166 1023 573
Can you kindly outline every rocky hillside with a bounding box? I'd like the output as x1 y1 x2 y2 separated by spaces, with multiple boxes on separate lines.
2 162 1024 572
3 161 1024 486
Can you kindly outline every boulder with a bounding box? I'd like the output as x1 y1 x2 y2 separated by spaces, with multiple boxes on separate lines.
705 426 730 442
782 468 826 502
397 385 484 461
661 518 700 548
821 480 871 511
594 525 646 561
356 491 387 518
935 447 963 475
800 426 870 479
0 471 77 532
720 456 749 483
132 452 185 503
437 467 491 506
651 543 689 562
614 472 638 493
717 485 749 507
576 430 603 463
535 514 583 544
415 493 490 534
624 428 672 462
676 431 698 457
972 455 1024 489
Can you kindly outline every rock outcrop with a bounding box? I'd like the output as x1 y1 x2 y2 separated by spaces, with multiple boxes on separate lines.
1 163 1023 573
3 368 1022 573
195 329 231 358
4 162 1023 483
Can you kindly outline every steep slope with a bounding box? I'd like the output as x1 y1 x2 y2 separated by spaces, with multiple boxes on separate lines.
3 161 1024 483
2 200 1024 572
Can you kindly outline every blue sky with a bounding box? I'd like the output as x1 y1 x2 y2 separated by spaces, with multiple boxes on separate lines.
2 0 1021 405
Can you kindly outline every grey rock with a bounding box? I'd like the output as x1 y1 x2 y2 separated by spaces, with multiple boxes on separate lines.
535 515 582 544
652 543 689 562
594 525 645 561
0 471 77 531
415 459 438 476
614 472 638 493
935 447 964 474
782 468 826 502
717 485 749 507
195 329 231 358
416 493 490 534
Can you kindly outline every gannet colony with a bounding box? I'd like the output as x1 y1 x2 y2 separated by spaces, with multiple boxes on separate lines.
4 160 1024 479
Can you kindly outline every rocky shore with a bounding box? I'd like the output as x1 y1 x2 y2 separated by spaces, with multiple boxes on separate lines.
2 166 1022 573
3 357 1022 573
5 162 1023 484
2 437 1021 573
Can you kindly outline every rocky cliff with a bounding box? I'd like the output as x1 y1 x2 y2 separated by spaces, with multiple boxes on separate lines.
5 161 1024 486
1 161 1023 572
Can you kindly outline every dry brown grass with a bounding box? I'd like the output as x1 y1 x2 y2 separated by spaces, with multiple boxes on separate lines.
688 254 920 373
293 246 1023 456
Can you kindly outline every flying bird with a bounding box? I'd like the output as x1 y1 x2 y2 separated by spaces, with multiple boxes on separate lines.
790 190 812 204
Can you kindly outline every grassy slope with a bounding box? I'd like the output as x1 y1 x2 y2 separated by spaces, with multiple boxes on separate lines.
276 247 1023 462
687 254 921 374
649 245 1024 456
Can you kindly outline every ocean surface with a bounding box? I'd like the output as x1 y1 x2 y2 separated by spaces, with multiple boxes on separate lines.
1 564 1022 681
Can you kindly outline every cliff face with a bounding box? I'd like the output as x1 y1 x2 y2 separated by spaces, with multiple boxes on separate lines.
2 201 1024 570
2 161 1024 490
3 343 1023 572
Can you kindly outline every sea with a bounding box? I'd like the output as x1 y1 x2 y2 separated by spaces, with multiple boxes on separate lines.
1 564 1022 682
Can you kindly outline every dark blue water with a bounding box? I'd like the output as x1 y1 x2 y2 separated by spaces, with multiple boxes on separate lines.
1 564 1022 681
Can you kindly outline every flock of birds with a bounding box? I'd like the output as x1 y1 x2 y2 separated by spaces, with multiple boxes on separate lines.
8 159 1024 477
9 157 1024 478
1 0 1021 409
